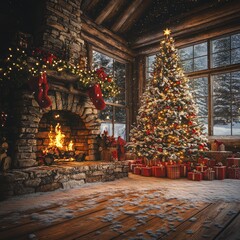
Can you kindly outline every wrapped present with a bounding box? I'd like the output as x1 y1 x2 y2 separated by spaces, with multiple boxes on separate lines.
130 163 144 172
180 164 189 177
141 167 152 177
152 165 166 177
214 166 226 180
203 168 215 180
166 165 180 179
188 171 202 181
196 164 208 173
227 166 240 179
198 157 216 168
133 166 142 175
227 158 240 167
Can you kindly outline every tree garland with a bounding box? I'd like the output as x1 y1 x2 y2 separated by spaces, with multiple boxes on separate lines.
0 47 119 98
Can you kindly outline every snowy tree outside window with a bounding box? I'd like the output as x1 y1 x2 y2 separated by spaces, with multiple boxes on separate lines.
93 50 127 140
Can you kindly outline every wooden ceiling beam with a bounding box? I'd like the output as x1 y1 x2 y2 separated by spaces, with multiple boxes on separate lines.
118 0 152 33
81 15 135 61
132 0 240 50
95 0 125 25
111 0 143 33
81 0 101 12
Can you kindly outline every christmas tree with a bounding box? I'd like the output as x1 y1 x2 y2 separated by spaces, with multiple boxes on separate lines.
129 29 209 164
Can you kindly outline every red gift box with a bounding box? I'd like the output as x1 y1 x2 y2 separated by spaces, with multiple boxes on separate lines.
141 167 152 177
180 164 189 177
227 158 240 167
227 167 240 179
152 165 166 177
130 163 144 172
198 157 216 168
188 171 202 181
133 166 142 175
166 165 180 179
196 165 208 172
214 166 226 180
203 168 215 180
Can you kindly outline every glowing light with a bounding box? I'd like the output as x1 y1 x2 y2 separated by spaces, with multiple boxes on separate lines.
164 28 171 36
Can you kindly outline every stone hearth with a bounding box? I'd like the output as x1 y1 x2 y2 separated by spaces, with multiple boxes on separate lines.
0 161 129 200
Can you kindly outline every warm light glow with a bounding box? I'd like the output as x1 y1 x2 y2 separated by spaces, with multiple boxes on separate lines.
68 140 74 151
47 123 73 150
164 28 171 36
55 123 65 148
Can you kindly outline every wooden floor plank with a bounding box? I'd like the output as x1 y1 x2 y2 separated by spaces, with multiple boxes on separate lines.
0 188 239 240
78 200 189 240
111 202 210 240
0 193 129 240
0 193 118 232
215 211 240 240
29 195 177 240
161 202 240 240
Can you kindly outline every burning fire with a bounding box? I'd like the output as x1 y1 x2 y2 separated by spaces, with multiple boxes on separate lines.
48 123 73 151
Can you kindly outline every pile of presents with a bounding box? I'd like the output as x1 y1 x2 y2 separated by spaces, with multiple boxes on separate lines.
128 156 240 181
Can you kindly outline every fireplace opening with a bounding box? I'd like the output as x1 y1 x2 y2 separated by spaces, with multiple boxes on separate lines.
36 110 90 163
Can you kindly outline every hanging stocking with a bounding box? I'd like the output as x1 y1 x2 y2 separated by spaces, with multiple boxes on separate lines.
30 73 44 106
87 84 106 110
40 72 52 108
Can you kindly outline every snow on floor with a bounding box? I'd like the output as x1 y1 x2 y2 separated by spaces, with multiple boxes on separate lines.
0 173 240 215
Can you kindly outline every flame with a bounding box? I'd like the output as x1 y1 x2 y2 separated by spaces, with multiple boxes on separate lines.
68 140 74 151
46 123 74 152
55 123 65 148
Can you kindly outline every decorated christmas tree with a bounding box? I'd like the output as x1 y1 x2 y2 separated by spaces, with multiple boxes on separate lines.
129 29 209 164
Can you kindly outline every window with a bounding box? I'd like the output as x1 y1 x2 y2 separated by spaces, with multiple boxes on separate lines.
146 32 240 136
212 71 240 135
179 42 208 73
188 77 208 134
146 55 156 79
211 33 240 68
92 50 127 139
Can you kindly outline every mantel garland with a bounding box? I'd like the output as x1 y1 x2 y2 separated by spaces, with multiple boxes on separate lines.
0 47 119 110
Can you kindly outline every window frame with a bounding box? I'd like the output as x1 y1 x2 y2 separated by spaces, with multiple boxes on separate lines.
92 48 128 140
145 31 240 138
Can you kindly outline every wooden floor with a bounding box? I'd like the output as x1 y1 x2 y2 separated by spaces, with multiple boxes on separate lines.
0 190 239 240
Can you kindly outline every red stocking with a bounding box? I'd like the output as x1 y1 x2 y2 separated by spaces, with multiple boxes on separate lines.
87 84 106 110
39 72 52 108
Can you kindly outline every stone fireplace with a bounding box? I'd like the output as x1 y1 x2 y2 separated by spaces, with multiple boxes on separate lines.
8 79 101 168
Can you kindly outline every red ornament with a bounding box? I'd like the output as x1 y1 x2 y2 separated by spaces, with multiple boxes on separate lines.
87 84 106 110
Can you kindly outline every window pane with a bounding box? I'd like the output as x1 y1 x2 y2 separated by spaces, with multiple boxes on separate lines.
182 59 193 72
199 117 208 134
212 51 230 68
213 118 231 135
232 116 240 135
100 123 113 136
231 48 240 64
115 107 126 123
114 123 126 139
179 46 193 60
213 73 231 96
113 61 126 104
194 42 207 57
196 97 208 116
99 105 113 121
231 33 240 49
92 51 113 75
212 36 230 53
190 77 208 97
194 56 208 71
146 55 156 79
